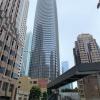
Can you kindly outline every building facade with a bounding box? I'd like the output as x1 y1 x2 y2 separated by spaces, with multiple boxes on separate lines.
60 92 80 100
0 0 21 100
62 61 69 74
16 0 29 46
62 62 73 89
16 76 48 100
16 0 29 77
29 0 60 81
21 33 32 76
59 61 73 93
16 77 34 100
73 34 100 100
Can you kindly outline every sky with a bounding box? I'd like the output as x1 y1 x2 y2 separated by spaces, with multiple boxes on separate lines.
27 0 100 69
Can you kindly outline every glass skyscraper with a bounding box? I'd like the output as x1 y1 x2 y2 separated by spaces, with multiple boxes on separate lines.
29 0 60 81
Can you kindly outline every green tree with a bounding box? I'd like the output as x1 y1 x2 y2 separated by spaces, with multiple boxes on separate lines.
42 92 48 100
29 86 41 100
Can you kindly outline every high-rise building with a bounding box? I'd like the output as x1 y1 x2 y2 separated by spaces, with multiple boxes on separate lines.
62 61 69 74
73 34 100 100
21 33 32 76
60 61 73 91
16 0 29 46
74 34 100 64
0 0 21 99
16 0 29 77
29 0 60 81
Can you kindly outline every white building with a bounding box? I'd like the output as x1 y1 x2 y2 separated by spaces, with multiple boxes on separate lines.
16 0 29 47
16 0 29 77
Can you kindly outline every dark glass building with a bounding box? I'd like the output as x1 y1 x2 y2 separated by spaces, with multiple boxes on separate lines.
29 0 60 81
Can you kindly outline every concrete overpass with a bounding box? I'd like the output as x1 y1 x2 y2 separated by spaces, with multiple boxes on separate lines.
48 63 100 89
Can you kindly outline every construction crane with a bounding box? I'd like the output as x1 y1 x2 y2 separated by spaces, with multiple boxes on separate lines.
97 0 100 9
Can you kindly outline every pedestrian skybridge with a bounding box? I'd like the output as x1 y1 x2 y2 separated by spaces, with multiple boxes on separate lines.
48 63 100 89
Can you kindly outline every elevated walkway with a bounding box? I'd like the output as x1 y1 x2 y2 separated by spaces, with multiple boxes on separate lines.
48 63 100 89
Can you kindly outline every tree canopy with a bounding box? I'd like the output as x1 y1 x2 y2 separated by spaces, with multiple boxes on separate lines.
29 86 41 100
42 92 48 100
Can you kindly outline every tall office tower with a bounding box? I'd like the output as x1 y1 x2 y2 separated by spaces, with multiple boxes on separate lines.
29 0 60 81
0 0 21 99
62 61 69 74
61 61 73 90
21 33 32 76
73 34 100 100
16 0 29 77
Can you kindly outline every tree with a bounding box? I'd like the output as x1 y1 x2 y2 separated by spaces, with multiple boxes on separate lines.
42 92 48 100
29 86 41 100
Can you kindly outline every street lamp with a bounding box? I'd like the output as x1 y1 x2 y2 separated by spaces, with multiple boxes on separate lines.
97 0 100 9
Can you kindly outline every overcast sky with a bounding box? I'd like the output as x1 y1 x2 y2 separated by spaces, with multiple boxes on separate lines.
27 0 100 69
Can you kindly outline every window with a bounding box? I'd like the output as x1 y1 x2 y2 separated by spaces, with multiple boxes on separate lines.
11 72 18 79
0 29 6 41
24 98 27 100
81 95 85 97
10 50 16 56
6 35 9 41
1 55 8 62
8 59 13 66
0 81 2 88
18 97 22 100
12 40 16 48
17 45 18 49
0 30 2 36
18 86 20 88
5 69 11 77
33 81 37 84
0 67 6 74
79 85 83 89
9 84 14 92
0 41 3 51
4 45 10 52
30 81 32 84
12 41 14 46
2 82 9 91
19 81 21 84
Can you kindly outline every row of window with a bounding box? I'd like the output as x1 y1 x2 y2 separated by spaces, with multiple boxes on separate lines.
0 31 17 49
0 43 16 57
0 66 19 79
0 81 14 92
0 55 14 66
18 80 37 85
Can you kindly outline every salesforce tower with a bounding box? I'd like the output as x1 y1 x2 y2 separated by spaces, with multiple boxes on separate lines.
29 0 60 81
